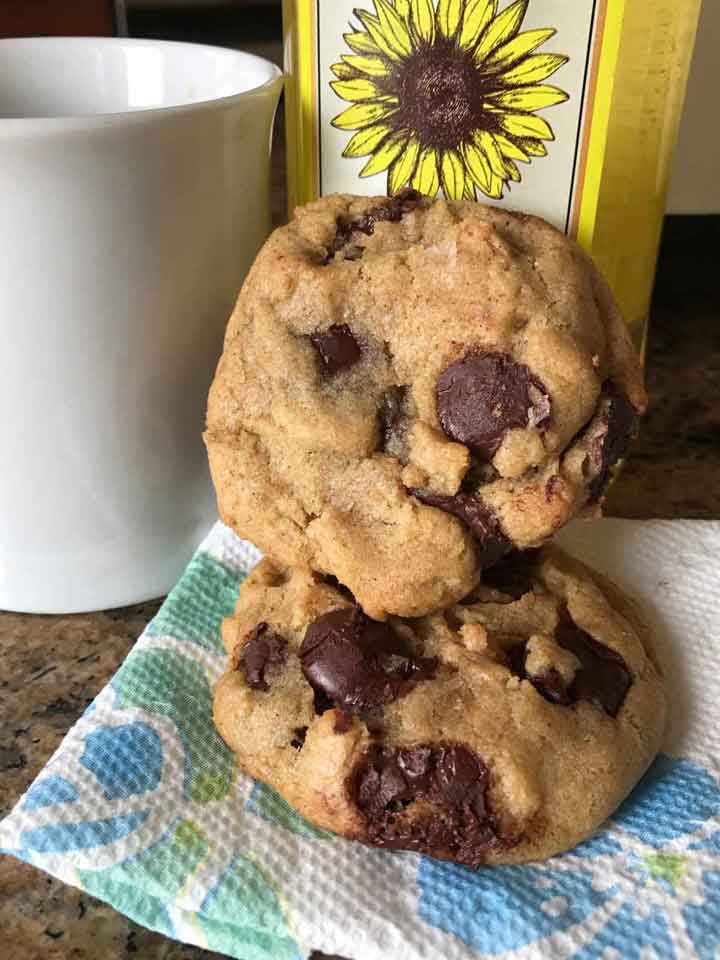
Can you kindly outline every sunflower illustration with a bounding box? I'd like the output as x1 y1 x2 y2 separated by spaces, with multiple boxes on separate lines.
330 0 569 200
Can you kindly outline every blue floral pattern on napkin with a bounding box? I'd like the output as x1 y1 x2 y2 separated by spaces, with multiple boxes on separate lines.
418 755 720 958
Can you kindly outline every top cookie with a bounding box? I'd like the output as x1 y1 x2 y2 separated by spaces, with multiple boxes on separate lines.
206 192 646 619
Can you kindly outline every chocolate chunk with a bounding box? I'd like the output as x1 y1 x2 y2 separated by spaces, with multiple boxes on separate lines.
326 189 423 260
480 551 538 600
317 573 356 603
412 489 512 568
587 381 638 501
527 667 572 706
443 608 463 630
386 187 424 215
333 711 353 734
310 324 361 376
290 726 307 750
434 745 488 817
378 385 409 457
556 611 632 716
312 688 335 716
436 352 551 460
239 624 287 692
460 458 500 490
505 609 631 716
505 640 529 677
299 607 436 714
351 743 499 867
331 216 370 254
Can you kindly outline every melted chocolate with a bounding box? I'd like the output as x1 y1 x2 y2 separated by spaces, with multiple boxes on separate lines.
351 743 500 868
299 607 436 714
239 624 287 692
437 352 551 460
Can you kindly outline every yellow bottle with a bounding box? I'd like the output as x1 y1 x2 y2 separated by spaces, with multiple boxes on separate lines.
282 0 701 349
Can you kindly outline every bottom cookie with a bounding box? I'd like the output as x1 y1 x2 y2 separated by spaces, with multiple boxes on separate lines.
213 547 666 866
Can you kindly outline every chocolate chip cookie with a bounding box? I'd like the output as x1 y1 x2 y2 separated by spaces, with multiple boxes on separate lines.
206 192 646 619
213 547 665 867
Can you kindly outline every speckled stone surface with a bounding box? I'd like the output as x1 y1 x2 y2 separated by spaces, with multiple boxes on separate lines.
604 216 720 520
2 19 718 960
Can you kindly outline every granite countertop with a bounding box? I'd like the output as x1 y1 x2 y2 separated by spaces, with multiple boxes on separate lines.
2 70 719 960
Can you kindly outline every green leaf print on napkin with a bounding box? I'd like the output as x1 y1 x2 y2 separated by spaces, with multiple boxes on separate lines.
115 648 235 803
78 819 209 937
147 551 241 651
198 855 301 960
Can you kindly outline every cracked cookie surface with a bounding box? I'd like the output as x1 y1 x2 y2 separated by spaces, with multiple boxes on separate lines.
213 547 665 866
205 192 646 618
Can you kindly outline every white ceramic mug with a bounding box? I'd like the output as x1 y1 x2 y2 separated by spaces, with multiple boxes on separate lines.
0 38 282 613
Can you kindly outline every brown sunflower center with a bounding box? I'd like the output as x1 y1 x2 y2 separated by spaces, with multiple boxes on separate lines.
391 38 489 151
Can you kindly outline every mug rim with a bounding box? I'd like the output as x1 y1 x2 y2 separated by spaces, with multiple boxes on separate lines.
0 36 283 127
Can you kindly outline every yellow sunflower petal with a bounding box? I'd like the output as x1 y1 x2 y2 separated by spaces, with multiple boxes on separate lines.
463 180 477 200
500 52 568 85
412 148 440 196
500 112 554 140
461 142 492 193
488 84 569 111
357 10 405 60
394 0 411 18
331 77 383 102
473 130 507 178
494 132 530 162
331 62 356 80
332 100 397 131
504 158 521 182
373 0 413 56
474 0 528 62
360 132 408 177
460 0 496 50
437 0 464 38
341 54 391 77
440 150 466 199
517 137 548 156
409 0 436 43
343 30 381 55
486 27 555 68
388 138 421 192
342 123 393 158
487 173 505 198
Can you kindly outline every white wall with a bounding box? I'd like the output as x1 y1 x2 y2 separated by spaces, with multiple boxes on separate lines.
668 0 719 213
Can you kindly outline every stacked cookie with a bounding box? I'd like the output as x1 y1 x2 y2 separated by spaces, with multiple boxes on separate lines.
205 192 665 866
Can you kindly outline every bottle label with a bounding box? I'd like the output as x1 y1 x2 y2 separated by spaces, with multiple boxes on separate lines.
296 0 625 245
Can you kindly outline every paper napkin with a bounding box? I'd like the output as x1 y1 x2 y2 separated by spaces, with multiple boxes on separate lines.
2 519 719 960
